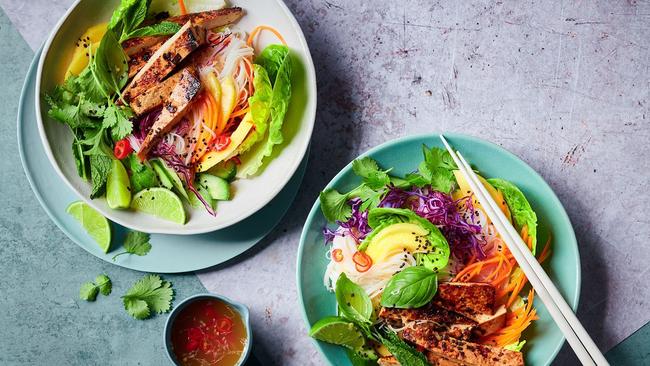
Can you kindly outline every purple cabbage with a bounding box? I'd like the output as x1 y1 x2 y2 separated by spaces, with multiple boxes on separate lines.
323 198 371 244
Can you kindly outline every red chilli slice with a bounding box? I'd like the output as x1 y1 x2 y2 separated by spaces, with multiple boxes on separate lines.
352 251 372 273
332 249 344 262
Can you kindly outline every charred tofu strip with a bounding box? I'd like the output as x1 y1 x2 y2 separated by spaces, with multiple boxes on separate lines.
122 7 244 56
137 67 201 160
129 70 186 115
402 327 524 366
472 305 507 337
123 21 204 108
379 306 477 341
127 40 165 78
433 282 496 320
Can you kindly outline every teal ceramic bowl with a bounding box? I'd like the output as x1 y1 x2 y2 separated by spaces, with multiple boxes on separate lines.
164 294 252 366
296 133 581 366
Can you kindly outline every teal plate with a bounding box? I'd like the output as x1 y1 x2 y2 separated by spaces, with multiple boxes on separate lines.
297 134 580 366
19 51 308 273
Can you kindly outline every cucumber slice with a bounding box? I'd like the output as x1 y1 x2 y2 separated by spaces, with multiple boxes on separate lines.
151 159 173 189
106 159 131 209
208 160 237 182
197 173 231 201
151 158 190 201
189 185 217 210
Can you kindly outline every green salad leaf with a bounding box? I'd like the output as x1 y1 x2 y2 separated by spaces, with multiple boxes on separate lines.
94 30 129 97
380 266 438 308
237 45 292 177
335 273 373 325
487 178 538 254
233 65 273 178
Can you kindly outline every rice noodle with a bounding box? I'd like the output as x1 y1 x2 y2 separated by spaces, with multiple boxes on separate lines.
324 235 417 299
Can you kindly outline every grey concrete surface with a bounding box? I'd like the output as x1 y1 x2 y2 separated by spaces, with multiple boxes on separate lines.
2 0 649 365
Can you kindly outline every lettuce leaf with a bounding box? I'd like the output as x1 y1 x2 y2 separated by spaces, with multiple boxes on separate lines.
487 178 538 254
237 45 292 178
234 65 272 158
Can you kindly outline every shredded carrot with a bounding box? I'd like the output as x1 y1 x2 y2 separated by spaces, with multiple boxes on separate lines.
247 25 287 47
230 107 250 118
483 289 539 347
178 0 187 15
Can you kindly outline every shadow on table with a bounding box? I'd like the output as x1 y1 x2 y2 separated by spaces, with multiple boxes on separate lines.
552 188 612 365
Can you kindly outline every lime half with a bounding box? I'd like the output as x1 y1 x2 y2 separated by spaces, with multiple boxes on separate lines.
131 187 186 224
66 201 112 253
309 316 365 349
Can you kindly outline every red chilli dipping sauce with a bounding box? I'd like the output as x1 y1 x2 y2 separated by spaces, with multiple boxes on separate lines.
171 298 247 365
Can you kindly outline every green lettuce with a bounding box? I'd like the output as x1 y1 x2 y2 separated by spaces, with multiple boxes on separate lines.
487 178 538 254
234 65 272 157
237 45 292 178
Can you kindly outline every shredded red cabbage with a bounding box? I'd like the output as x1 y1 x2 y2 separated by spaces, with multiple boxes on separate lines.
324 184 485 260
323 198 371 244
134 107 162 141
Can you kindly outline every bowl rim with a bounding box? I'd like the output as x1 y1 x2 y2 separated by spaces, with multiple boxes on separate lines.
163 293 253 366
295 132 582 366
34 0 317 235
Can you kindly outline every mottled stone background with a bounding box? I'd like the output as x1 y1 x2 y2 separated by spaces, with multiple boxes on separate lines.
0 0 648 365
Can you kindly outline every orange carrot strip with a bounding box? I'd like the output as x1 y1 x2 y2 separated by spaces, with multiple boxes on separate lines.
247 25 287 47
178 0 187 15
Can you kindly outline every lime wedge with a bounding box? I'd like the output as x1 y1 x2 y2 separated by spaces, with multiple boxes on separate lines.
66 201 112 253
309 316 365 349
131 187 186 224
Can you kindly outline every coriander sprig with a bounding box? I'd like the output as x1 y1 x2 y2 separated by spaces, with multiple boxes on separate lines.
112 231 152 261
79 274 112 301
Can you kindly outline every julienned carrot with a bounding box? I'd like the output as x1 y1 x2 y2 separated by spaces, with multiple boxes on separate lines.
247 25 287 47
178 0 187 15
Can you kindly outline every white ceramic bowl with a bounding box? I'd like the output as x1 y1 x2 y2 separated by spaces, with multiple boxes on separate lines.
35 0 316 234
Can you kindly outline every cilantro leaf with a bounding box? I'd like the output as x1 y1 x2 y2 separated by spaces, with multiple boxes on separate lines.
123 298 150 319
122 274 174 320
95 274 112 296
103 104 134 141
352 157 390 190
79 282 99 301
89 154 113 198
320 189 353 222
112 231 152 261
407 145 458 192
349 184 384 212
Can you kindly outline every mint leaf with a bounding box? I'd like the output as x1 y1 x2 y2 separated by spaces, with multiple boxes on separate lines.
122 21 181 41
79 282 99 301
89 154 113 198
95 274 112 296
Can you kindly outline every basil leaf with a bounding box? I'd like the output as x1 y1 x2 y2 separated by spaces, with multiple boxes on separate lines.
487 178 538 254
94 30 129 96
335 273 373 325
380 266 438 309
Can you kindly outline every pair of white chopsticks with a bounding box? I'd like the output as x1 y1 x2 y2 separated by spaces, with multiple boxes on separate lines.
440 135 608 366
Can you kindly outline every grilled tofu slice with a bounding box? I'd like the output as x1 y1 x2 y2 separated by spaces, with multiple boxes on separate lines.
379 306 477 341
128 70 186 115
123 21 204 108
127 40 165 78
122 7 244 56
402 326 524 366
472 305 506 337
137 67 201 160
433 282 496 320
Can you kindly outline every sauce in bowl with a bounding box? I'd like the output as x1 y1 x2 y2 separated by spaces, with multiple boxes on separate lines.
170 298 247 365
